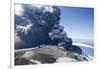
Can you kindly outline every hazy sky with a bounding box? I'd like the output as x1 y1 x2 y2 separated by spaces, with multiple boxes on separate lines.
60 6 94 41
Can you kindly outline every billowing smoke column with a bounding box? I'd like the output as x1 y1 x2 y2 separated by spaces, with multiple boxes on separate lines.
15 4 82 55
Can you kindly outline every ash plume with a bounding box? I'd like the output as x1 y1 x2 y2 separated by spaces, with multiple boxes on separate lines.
15 5 61 49
15 4 80 55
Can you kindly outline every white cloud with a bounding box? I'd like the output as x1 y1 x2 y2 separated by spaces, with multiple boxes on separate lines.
15 4 23 16
73 42 94 48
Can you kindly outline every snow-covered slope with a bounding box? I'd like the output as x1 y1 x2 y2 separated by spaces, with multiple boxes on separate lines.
15 44 94 65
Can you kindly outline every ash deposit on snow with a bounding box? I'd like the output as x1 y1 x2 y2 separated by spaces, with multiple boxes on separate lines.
15 4 94 65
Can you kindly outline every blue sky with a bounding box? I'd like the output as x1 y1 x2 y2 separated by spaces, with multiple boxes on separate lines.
59 6 94 41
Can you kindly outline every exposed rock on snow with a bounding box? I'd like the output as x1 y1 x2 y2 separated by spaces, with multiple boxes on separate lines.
15 45 92 65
